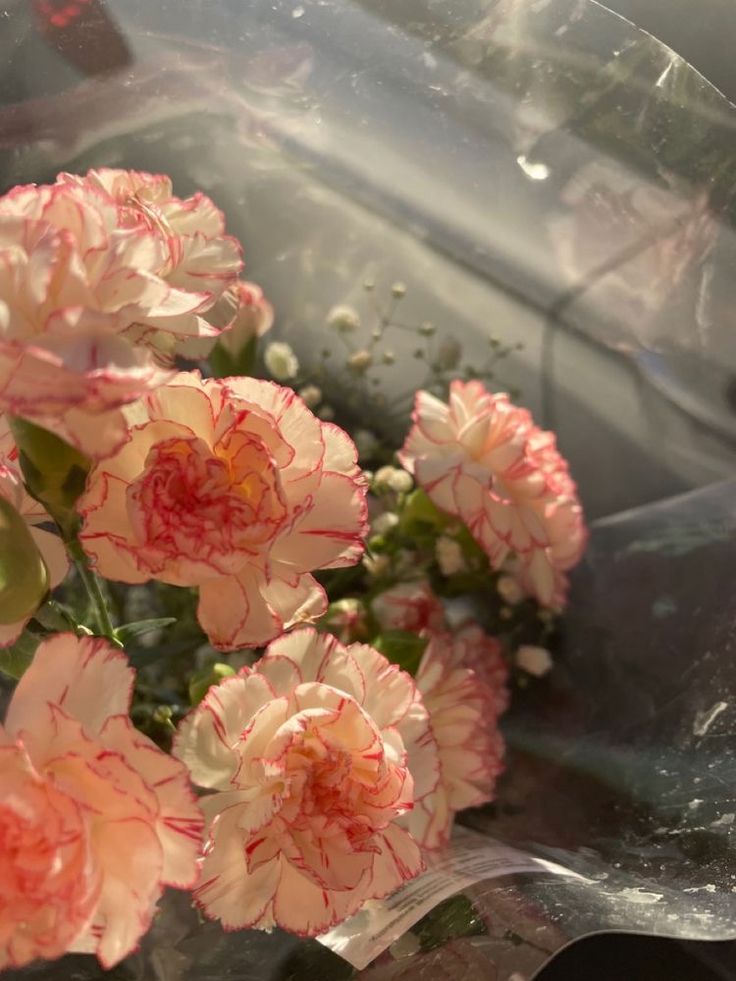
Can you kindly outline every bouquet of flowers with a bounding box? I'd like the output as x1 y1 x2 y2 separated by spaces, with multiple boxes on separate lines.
0 169 586 971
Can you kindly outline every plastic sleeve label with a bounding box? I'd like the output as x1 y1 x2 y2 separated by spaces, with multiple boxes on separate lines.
318 826 586 970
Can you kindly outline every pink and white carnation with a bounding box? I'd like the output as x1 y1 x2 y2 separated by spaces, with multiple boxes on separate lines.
174 627 440 936
0 633 203 970
0 419 67 646
208 280 274 360
78 372 368 650
62 169 244 359
371 580 445 634
446 622 510 716
399 380 586 608
0 171 242 456
408 629 507 850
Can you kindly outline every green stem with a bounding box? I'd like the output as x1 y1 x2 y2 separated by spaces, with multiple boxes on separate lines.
66 537 116 639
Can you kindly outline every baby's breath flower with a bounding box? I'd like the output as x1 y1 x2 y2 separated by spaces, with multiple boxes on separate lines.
497 574 525 605
435 536 466 576
317 404 335 421
347 350 373 373
326 304 361 333
373 466 413 494
372 511 399 536
264 341 299 380
298 384 322 409
391 282 407 299
515 644 553 677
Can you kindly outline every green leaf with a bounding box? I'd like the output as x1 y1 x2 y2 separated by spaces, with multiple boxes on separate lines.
189 662 236 706
0 631 41 680
209 335 258 379
414 894 486 952
398 489 448 538
372 630 428 676
10 416 90 534
0 495 49 625
114 618 177 645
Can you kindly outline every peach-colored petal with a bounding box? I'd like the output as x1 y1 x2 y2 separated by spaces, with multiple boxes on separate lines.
195 805 281 930
99 716 204 888
173 672 276 789
6 633 133 738
70 817 164 969
409 629 507 849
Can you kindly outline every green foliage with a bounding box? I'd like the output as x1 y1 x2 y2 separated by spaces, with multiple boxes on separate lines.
0 495 49 626
372 630 428 676
398 489 447 538
413 894 487 952
0 630 41 680
114 618 177 646
188 662 236 706
9 416 90 535
209 335 258 379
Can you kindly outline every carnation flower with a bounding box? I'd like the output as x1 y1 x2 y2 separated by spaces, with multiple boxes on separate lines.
0 171 242 456
64 168 243 310
205 281 274 362
409 628 507 849
0 420 67 645
399 381 586 608
0 634 203 970
372 580 445 634
174 628 440 936
78 372 368 649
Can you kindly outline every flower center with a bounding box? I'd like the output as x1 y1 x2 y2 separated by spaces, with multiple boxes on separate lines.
127 432 287 577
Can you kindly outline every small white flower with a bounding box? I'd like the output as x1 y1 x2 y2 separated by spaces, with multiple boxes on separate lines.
373 465 413 494
298 384 322 408
435 536 466 576
347 349 373 373
326 304 361 333
497 574 525 605
264 341 299 380
372 511 399 536
391 282 407 299
317 404 335 421
515 644 553 677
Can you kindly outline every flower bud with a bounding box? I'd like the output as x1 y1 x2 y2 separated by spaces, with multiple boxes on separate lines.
0 495 49 625
9 416 90 534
